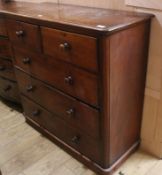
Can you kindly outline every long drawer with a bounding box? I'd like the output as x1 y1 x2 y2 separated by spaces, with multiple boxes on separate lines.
0 38 12 59
0 58 16 80
15 69 100 139
13 48 98 107
41 27 98 72
22 96 101 163
0 77 20 102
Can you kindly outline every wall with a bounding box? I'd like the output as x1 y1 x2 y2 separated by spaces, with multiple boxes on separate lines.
15 0 162 158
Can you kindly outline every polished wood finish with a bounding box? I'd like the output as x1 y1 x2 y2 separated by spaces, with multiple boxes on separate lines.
0 1 152 36
99 21 151 168
0 38 12 59
109 22 151 165
22 95 101 164
13 48 98 107
0 58 15 80
41 27 98 72
6 19 41 52
15 69 100 139
0 2 153 175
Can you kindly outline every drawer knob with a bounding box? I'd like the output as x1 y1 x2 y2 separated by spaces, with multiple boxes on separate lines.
71 135 80 145
26 85 34 92
59 42 71 51
23 57 30 64
32 110 41 117
0 66 5 71
66 108 75 117
4 85 11 92
16 30 24 37
64 76 73 85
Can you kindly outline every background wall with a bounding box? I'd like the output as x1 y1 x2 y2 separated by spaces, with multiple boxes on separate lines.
14 0 162 158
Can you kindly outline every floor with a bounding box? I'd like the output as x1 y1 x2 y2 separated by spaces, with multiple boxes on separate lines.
0 100 162 175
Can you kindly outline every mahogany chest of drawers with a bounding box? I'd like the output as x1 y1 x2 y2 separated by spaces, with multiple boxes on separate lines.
0 1 153 174
0 16 20 103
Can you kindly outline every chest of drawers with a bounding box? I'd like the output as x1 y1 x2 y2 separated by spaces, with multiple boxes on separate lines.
0 16 20 103
0 1 153 174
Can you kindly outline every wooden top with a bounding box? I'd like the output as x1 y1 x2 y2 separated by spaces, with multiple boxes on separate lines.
0 1 153 35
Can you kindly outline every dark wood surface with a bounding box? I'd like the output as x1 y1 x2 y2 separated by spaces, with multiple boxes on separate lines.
15 69 100 139
0 2 153 175
13 48 99 107
6 19 41 52
0 58 15 80
0 17 7 36
22 95 101 164
0 17 20 104
109 21 151 165
41 27 98 72
0 77 20 103
0 1 152 35
0 37 12 59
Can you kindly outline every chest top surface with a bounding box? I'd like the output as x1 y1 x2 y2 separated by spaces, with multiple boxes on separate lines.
0 1 152 35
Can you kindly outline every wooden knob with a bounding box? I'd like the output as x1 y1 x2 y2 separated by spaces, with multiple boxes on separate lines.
16 30 24 37
64 76 73 85
26 85 34 92
71 136 80 145
4 85 11 92
32 109 41 117
0 65 5 71
59 42 71 51
66 108 75 117
22 57 30 64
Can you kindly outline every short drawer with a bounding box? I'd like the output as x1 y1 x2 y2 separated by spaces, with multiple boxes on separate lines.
15 69 100 139
6 20 41 52
14 48 98 107
0 77 20 103
41 27 98 72
0 18 7 37
22 96 101 164
0 38 12 59
0 58 15 80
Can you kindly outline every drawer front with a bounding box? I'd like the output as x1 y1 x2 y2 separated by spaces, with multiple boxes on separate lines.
0 77 20 102
0 18 7 37
41 27 98 72
22 96 101 163
6 20 41 52
0 58 15 80
14 48 98 107
0 38 12 59
15 69 100 139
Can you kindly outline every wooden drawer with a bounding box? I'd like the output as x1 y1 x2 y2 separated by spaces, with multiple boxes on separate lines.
6 20 41 52
0 18 7 37
14 48 98 107
22 95 101 163
15 69 100 139
0 38 12 59
0 58 15 80
41 27 98 72
0 77 20 102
